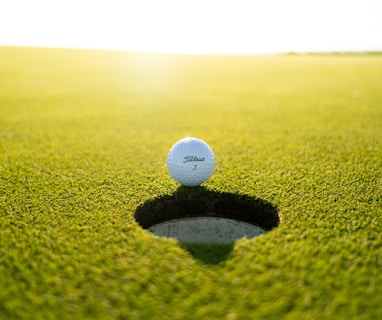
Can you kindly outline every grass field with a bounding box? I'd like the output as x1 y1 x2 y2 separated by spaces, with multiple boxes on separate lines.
0 47 381 319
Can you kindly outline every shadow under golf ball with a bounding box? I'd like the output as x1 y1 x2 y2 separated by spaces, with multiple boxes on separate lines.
134 187 280 245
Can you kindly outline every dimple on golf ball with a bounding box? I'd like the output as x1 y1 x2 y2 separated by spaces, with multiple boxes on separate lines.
167 137 215 187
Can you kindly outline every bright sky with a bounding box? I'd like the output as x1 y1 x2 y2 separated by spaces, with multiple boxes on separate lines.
0 0 381 54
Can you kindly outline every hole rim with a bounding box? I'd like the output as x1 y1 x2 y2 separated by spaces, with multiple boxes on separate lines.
134 187 280 234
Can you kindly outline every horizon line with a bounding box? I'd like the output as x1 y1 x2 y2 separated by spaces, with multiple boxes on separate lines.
2 44 382 56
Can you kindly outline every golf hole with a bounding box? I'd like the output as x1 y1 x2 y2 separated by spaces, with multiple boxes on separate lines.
134 188 280 244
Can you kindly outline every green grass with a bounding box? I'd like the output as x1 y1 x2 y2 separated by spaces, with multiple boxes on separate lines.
1 46 382 319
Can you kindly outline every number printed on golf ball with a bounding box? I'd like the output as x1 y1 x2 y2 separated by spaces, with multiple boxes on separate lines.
167 137 215 187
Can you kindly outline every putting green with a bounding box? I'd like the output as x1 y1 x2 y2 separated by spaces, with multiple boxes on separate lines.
0 47 381 319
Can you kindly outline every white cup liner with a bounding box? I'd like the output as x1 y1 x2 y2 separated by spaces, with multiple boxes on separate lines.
149 216 267 243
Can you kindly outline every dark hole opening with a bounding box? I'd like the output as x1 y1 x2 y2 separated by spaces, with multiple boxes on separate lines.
134 187 280 264
134 187 280 234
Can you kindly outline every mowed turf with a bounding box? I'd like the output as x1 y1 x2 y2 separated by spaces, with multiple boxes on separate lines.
0 47 381 319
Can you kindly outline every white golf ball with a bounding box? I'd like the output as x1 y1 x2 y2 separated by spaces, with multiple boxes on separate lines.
167 137 215 187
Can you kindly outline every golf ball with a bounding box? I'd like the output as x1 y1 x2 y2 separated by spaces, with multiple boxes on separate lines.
167 137 215 187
